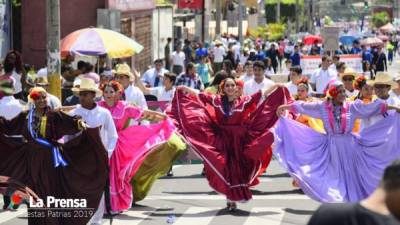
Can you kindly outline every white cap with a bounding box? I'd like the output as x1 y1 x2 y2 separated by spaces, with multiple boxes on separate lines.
73 78 81 87
37 68 47 78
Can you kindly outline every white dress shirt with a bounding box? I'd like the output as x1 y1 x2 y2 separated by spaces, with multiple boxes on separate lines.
69 104 118 158
243 78 275 96
149 86 176 102
240 74 253 83
389 90 400 106
0 96 24 119
213 46 226 63
124 85 148 110
141 68 169 87
171 51 186 67
360 96 397 131
310 68 338 94
285 81 298 96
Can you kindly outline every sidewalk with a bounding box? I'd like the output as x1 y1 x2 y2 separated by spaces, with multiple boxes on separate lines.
388 55 400 76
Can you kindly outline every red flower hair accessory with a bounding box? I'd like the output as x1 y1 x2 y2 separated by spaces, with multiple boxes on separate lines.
354 75 367 90
236 80 244 88
296 77 309 86
28 87 47 101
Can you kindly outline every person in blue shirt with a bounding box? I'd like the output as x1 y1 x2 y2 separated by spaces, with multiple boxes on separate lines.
256 44 266 61
195 43 208 63
290 45 301 66
350 40 362 54
361 45 373 64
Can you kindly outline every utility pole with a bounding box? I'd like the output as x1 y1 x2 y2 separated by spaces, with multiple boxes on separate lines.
295 0 299 32
238 0 243 44
46 0 61 99
276 0 281 23
216 0 221 38
258 0 266 25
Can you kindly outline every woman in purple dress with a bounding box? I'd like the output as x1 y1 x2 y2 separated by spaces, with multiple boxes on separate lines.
275 81 400 202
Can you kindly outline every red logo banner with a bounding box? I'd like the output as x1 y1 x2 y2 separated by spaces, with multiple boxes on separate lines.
178 0 204 9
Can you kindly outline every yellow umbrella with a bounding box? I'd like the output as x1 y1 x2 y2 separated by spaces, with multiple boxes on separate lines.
61 28 144 58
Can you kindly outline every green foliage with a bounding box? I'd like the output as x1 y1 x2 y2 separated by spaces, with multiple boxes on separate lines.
323 16 333 26
12 0 21 7
265 3 298 23
268 23 286 40
247 23 286 40
371 11 390 28
265 0 304 5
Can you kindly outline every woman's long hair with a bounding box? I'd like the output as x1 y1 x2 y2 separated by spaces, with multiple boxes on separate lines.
219 77 237 117
4 50 23 74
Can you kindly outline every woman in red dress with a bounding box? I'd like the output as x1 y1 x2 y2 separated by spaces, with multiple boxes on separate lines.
168 77 292 211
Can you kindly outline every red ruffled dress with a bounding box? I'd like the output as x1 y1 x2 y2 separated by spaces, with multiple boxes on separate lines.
168 87 292 202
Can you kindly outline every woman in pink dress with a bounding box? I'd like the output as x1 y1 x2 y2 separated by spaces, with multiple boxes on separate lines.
98 81 176 213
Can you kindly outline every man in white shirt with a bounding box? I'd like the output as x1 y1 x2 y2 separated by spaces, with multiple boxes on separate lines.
361 72 398 130
141 59 169 87
243 60 275 96
0 80 23 119
240 61 254 83
212 40 226 73
310 55 338 96
285 66 303 96
135 71 176 102
114 63 148 110
170 44 186 75
69 78 118 225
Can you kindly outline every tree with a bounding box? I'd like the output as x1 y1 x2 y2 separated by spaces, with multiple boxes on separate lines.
371 11 390 28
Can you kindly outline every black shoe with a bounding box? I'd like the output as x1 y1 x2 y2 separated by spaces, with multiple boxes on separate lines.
167 168 173 177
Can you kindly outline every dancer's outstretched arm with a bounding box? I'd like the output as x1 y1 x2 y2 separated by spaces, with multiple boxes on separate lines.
141 110 167 122
177 85 199 96
388 105 400 113
262 84 285 98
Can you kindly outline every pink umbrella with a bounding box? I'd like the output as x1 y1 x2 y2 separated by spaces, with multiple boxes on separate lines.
303 35 323 45
379 23 395 33
360 37 384 47
377 35 389 41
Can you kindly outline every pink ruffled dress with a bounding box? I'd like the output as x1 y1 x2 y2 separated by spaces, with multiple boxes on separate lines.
98 100 175 211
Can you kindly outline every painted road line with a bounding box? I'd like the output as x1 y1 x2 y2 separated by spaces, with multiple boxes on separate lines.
108 209 155 225
0 208 27 223
145 194 310 200
172 207 219 225
243 207 285 225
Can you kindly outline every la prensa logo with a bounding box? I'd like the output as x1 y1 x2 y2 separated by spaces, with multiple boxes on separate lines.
29 196 87 208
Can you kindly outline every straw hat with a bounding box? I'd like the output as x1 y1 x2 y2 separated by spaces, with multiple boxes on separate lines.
367 72 398 89
34 77 49 86
339 68 358 80
113 63 134 81
214 39 223 46
71 78 102 97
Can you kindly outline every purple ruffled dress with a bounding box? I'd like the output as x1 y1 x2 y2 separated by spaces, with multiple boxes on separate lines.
273 99 400 202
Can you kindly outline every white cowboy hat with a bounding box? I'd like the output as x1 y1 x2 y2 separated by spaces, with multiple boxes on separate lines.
367 72 398 89
71 78 102 97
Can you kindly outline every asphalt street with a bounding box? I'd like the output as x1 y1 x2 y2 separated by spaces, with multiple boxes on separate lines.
0 161 320 225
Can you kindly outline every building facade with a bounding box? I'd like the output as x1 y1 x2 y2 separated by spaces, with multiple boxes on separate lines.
21 0 155 73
